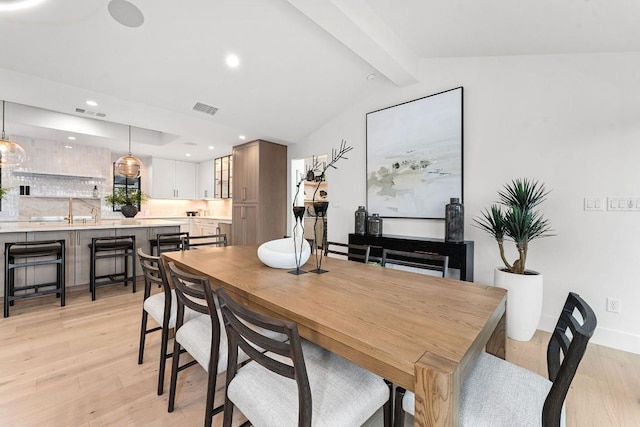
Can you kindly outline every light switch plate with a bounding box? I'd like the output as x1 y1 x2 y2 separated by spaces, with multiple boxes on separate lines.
584 197 604 211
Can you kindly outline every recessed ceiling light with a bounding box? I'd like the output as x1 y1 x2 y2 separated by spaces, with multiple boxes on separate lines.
64 145 73 149
226 54 240 68
366 73 376 81
0 0 46 12
239 135 246 140
85 100 98 107
185 153 191 157
67 136 76 140
208 146 214 150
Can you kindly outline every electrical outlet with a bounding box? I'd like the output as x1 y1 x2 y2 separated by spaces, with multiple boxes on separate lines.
606 297 621 314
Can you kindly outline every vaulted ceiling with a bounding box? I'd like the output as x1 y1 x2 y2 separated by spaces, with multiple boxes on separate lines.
0 0 637 161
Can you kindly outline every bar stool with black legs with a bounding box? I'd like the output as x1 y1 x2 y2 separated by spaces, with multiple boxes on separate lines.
89 235 136 301
148 232 188 256
4 239 65 318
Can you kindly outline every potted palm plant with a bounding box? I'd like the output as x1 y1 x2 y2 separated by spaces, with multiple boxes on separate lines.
474 178 553 341
105 188 147 218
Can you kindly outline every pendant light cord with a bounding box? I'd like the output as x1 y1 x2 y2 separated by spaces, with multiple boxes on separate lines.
1 100 5 140
128 125 132 155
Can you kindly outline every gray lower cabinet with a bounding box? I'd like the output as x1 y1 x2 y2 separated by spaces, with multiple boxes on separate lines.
0 232 28 298
0 225 182 298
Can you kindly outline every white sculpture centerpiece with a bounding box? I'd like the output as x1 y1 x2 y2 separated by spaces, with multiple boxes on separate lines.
257 235 311 269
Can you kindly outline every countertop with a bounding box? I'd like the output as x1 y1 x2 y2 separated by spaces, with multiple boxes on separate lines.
0 219 186 234
119 215 233 222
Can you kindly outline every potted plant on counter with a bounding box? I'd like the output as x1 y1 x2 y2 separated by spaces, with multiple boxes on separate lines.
474 178 553 341
105 188 147 218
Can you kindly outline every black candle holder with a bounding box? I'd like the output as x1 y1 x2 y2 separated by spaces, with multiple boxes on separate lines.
288 206 308 275
310 201 329 274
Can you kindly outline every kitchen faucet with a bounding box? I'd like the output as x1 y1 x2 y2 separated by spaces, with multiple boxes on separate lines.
91 207 100 223
66 197 73 224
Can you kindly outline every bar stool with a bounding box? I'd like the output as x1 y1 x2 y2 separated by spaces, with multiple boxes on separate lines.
4 240 66 318
89 235 136 301
148 232 188 256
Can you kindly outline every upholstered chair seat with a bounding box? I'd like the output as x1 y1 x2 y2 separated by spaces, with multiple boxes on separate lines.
401 352 564 427
228 340 389 427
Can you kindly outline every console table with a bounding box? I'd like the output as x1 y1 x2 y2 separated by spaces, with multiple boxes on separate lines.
348 233 474 282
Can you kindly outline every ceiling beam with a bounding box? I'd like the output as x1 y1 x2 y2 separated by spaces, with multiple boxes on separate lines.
286 0 419 87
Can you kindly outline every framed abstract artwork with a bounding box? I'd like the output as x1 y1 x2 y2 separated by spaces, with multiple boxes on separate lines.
366 86 463 219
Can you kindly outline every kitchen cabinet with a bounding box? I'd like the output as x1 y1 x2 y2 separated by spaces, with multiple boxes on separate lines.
192 219 218 236
0 233 28 298
116 226 179 273
232 140 286 245
150 158 197 199
30 229 116 288
197 160 214 199
0 223 182 298
232 205 258 245
214 155 232 199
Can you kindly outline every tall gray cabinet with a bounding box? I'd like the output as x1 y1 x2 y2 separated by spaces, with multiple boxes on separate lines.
232 139 287 245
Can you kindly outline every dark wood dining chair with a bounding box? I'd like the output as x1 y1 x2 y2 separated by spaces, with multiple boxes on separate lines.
381 248 449 277
394 292 597 427
137 249 199 395
216 287 393 427
166 262 228 427
185 233 227 249
324 241 371 263
150 231 189 256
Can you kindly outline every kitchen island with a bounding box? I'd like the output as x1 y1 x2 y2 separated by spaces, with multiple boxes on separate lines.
0 219 185 296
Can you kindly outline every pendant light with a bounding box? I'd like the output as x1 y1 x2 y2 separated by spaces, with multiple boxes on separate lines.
115 125 143 178
0 100 26 168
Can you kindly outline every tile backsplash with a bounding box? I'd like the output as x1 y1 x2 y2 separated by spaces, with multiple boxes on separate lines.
0 135 232 221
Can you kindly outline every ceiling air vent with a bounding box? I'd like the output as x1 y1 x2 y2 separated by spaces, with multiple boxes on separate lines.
74 107 107 118
192 102 219 116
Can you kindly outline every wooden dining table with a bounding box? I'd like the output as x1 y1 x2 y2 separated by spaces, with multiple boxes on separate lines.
163 244 507 427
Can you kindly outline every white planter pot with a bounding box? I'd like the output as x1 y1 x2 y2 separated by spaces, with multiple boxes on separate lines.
494 267 543 341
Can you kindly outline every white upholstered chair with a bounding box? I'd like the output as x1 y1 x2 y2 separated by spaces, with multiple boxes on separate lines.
394 292 597 427
166 261 240 427
216 287 393 427
381 248 449 277
137 248 200 395
324 241 371 263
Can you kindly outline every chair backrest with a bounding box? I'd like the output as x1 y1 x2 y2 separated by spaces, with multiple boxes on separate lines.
185 233 227 249
217 287 312 426
543 292 597 425
381 249 449 278
155 232 189 255
324 241 370 263
167 261 220 331
137 248 171 309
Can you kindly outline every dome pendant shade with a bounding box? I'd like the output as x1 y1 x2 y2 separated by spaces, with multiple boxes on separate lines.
0 101 26 168
115 125 143 178
115 154 143 178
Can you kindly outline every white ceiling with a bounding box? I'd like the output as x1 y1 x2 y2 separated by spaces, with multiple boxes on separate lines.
0 0 638 162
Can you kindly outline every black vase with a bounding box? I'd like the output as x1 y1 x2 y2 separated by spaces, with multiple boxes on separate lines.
121 205 138 218
354 206 367 235
445 198 464 243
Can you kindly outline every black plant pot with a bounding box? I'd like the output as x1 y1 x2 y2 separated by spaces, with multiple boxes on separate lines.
121 205 138 218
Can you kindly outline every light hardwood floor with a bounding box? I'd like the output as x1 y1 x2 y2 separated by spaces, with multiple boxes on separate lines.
1 284 639 426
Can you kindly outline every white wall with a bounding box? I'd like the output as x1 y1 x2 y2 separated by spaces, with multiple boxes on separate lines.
288 52 640 354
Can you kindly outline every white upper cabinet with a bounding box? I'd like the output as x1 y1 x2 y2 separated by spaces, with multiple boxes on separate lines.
197 160 214 199
150 158 196 199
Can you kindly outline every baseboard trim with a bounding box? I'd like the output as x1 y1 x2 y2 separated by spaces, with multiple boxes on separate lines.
539 314 640 354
